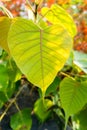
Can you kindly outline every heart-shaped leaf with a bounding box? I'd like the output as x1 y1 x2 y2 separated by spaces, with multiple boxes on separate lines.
60 77 87 121
41 4 77 37
0 17 11 53
8 18 72 94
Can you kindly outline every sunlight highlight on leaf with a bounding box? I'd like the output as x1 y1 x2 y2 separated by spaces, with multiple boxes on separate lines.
41 4 77 37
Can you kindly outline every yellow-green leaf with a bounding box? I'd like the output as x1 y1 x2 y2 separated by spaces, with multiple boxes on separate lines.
34 98 53 122
8 18 72 94
0 17 11 53
41 4 77 37
60 77 87 120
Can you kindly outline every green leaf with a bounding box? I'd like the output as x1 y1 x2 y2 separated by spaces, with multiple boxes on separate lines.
0 91 8 108
34 98 53 122
8 18 72 94
74 107 87 130
11 108 32 130
7 59 21 81
73 50 87 73
6 81 16 99
60 77 87 120
41 4 77 37
0 17 11 54
0 64 9 92
45 76 60 96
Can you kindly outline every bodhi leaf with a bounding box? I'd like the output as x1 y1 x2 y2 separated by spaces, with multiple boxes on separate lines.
8 18 72 94
60 77 87 122
41 4 77 37
0 17 11 54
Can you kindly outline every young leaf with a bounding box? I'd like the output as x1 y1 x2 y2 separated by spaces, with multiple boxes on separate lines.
60 77 87 121
34 98 53 122
0 17 11 54
8 18 72 94
41 4 77 37
11 108 32 130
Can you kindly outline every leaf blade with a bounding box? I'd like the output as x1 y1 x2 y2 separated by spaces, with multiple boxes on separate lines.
0 17 11 53
41 4 77 37
8 18 72 93
60 77 87 119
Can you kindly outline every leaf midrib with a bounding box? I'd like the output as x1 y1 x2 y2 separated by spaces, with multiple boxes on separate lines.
40 29 44 88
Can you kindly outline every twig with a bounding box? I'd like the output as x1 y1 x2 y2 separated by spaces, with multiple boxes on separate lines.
0 5 13 18
26 0 35 13
59 72 74 80
0 85 24 121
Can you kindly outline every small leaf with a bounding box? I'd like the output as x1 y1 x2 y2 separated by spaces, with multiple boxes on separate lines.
73 50 87 73
8 18 72 94
34 98 53 122
74 107 87 130
11 108 32 130
0 17 11 53
60 77 87 120
41 4 77 37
